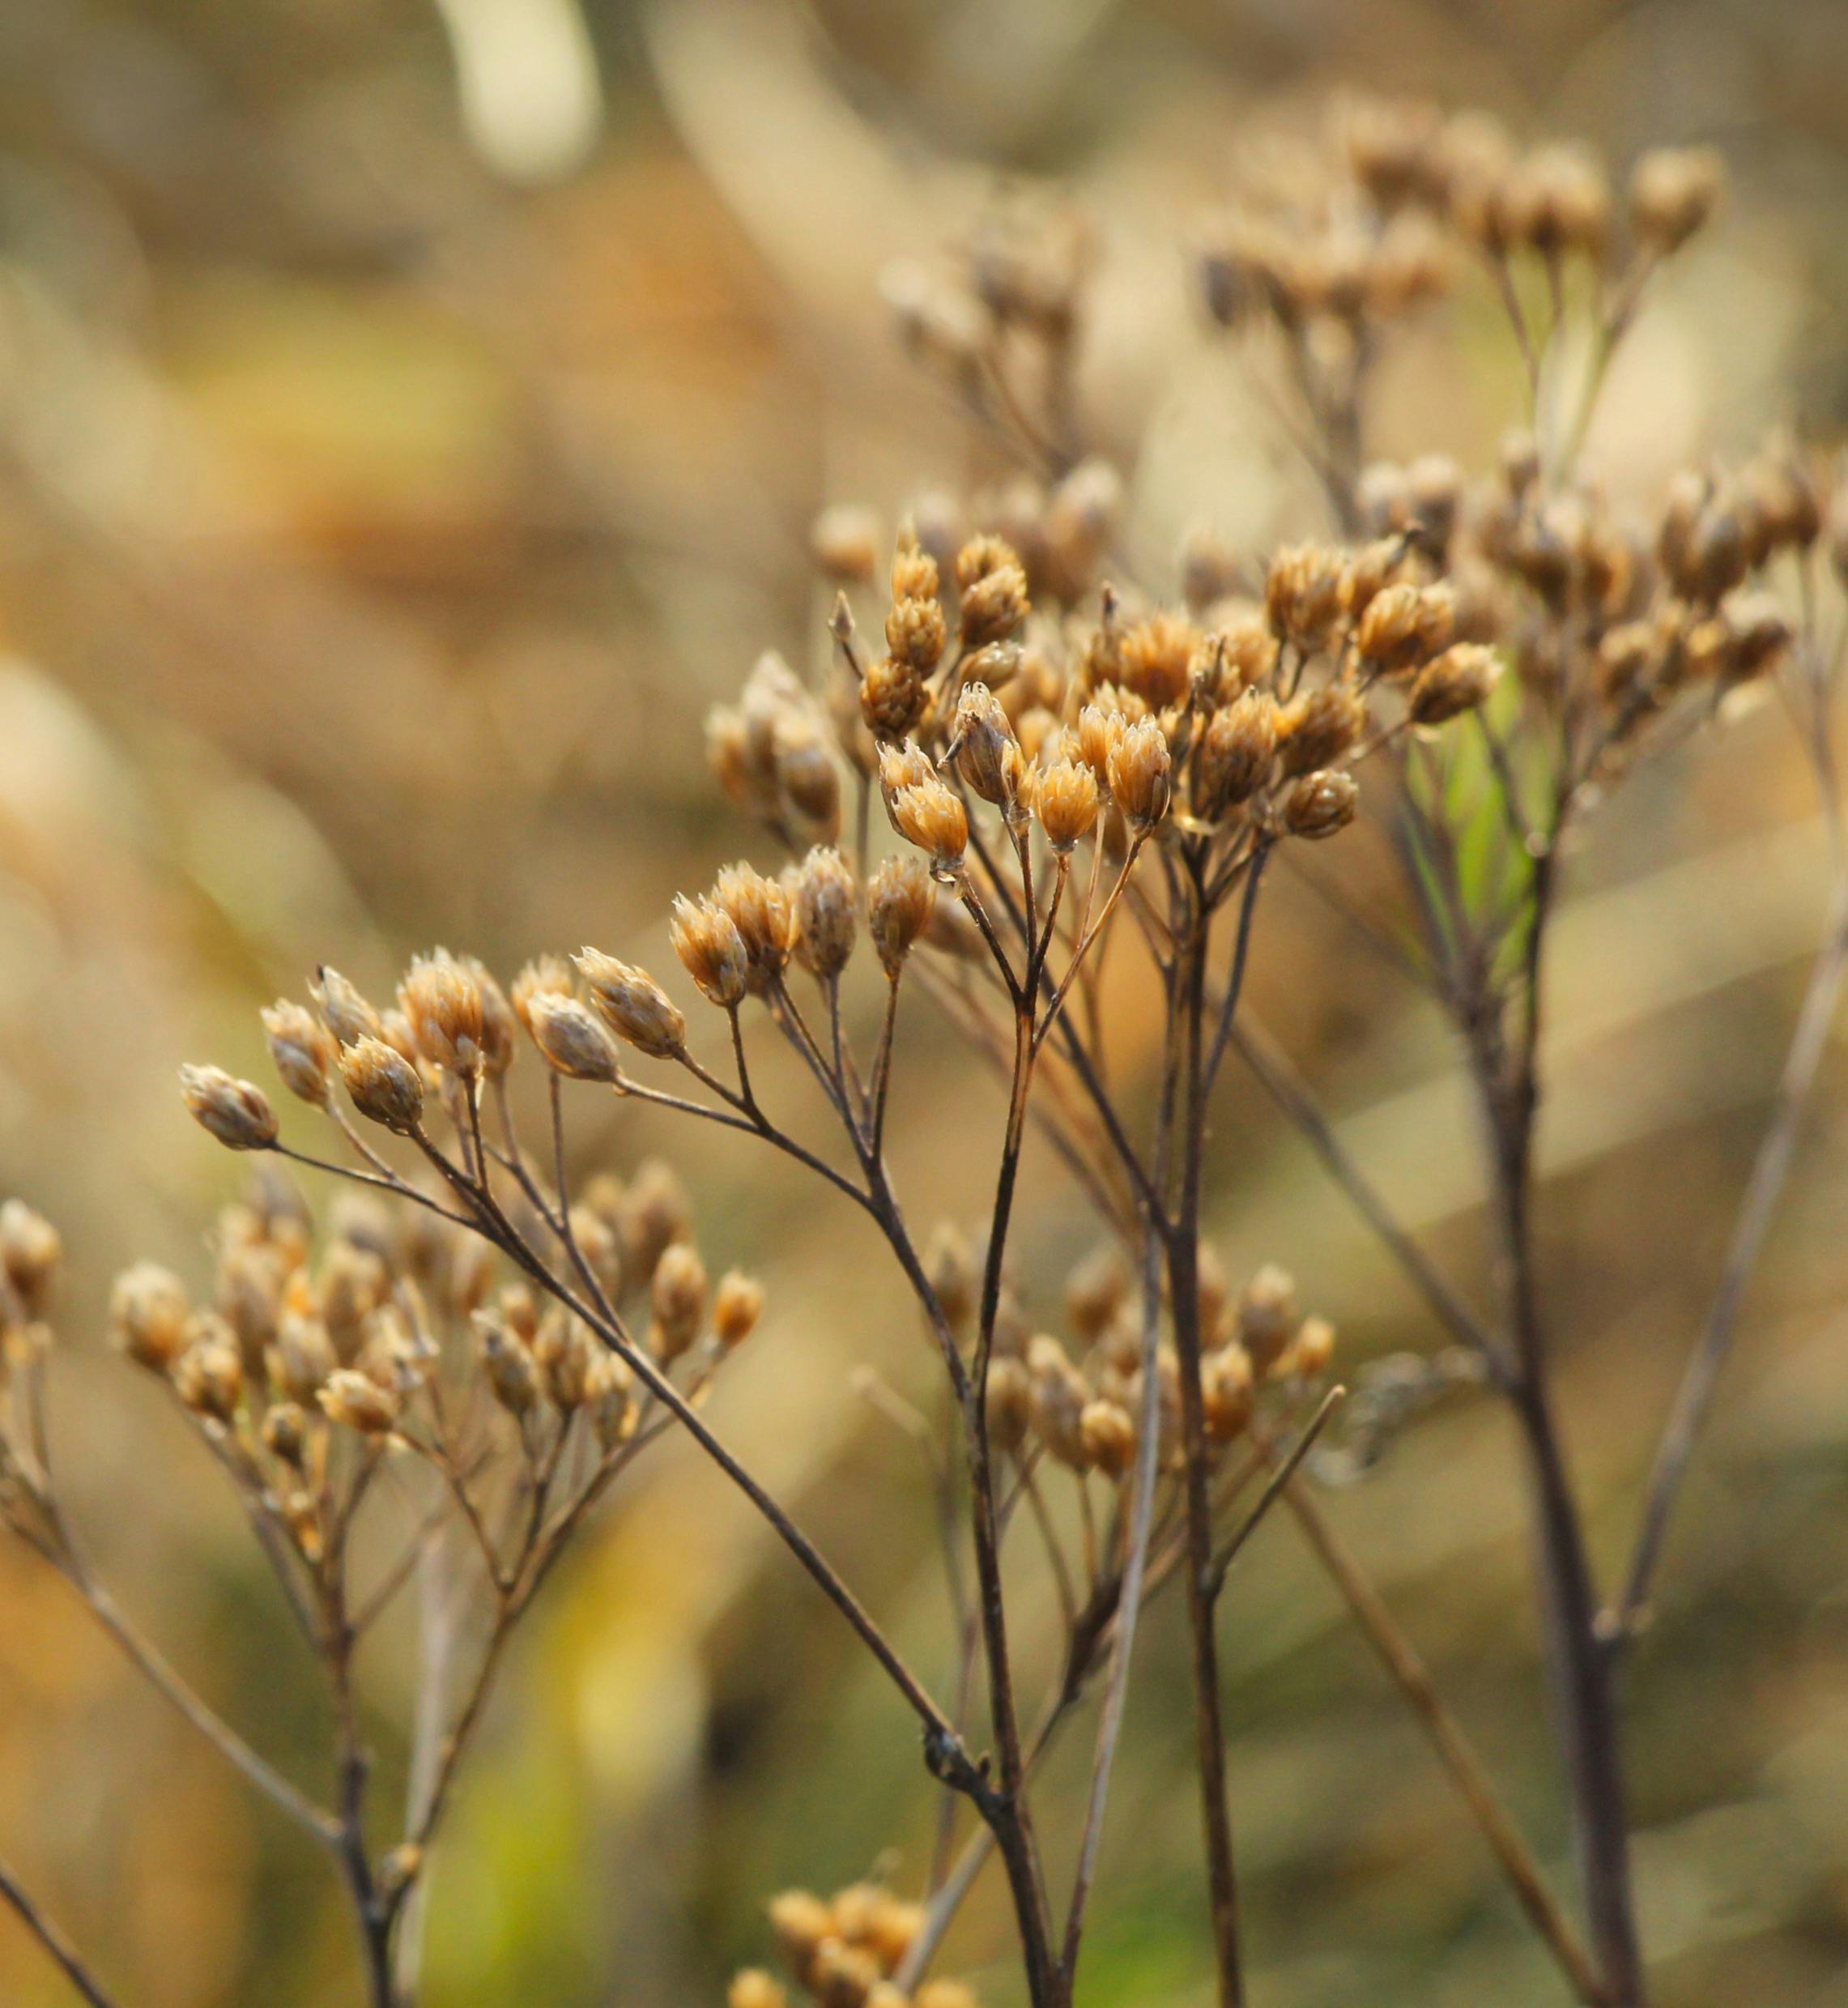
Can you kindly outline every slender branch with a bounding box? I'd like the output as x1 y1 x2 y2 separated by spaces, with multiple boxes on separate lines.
0 1857 119 2008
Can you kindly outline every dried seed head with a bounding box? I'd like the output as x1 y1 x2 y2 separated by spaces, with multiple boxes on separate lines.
1107 717 1173 832
1202 1344 1254 1441
575 949 687 1059
949 683 1026 815
526 994 623 1083
712 864 797 991
791 847 859 979
891 531 940 604
1080 1399 1136 1479
1075 701 1126 788
650 1241 708 1362
889 773 970 873
1288 1314 1336 1379
262 1002 337 1107
585 1349 637 1449
986 1355 1033 1452
112 1264 190 1371
1027 1333 1092 1469
181 1065 279 1153
1264 544 1345 652
1721 595 1794 680
859 654 930 740
619 1158 692 1284
475 1311 539 1416
1118 613 1200 710
272 1312 338 1405
1195 691 1279 819
668 897 748 1009
1277 684 1368 778
339 1037 426 1133
532 1315 597 1410
319 1367 399 1436
886 594 947 676
1355 581 1455 675
1282 769 1360 840
713 1270 765 1348
926 1221 977 1334
261 1401 307 1469
1504 141 1612 258
398 951 486 1076
1237 1263 1298 1375
1629 146 1723 254
867 854 936 974
463 959 519 1078
174 1329 244 1425
811 504 882 585
729 1972 789 2008
1 1202 61 1319
1065 1244 1129 1342
1031 755 1099 852
310 966 383 1049
1410 642 1502 724
959 560 1031 650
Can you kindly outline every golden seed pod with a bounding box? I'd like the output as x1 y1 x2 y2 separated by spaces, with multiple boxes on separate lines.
474 1311 539 1417
959 560 1031 649
1118 612 1200 710
650 1240 709 1364
768 1890 834 1977
181 1065 279 1153
1195 690 1278 819
712 864 798 992
262 1001 337 1107
575 949 687 1059
173 1328 244 1425
532 1315 596 1410
112 1263 190 1371
859 654 930 740
1 1200 62 1319
670 897 749 1009
319 1367 399 1436
309 965 383 1049
618 1157 692 1284
1031 755 1099 853
791 847 859 979
713 1269 765 1348
773 720 843 845
1277 684 1367 778
1080 1399 1136 1479
886 593 947 675
463 959 519 1079
398 951 487 1078
1288 1314 1336 1379
1355 581 1455 676
811 503 882 585
867 854 936 974
1064 1245 1129 1343
1027 1333 1092 1470
950 682 1026 814
1410 642 1502 725
925 1221 977 1332
1264 544 1345 652
891 531 940 604
261 1400 308 1469
271 1312 338 1405
1075 700 1126 788
1628 145 1723 254
584 1349 637 1450
889 774 969 872
1237 1263 1298 1375
985 1355 1033 1453
728 1971 789 2008
510 954 576 1034
339 1036 426 1133
1202 1343 1254 1441
525 994 623 1084
812 1939 882 2007
1282 769 1360 840
1502 140 1612 258
1107 716 1173 832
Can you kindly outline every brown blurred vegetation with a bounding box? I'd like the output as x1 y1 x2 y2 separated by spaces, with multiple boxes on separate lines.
2 0 1848 2003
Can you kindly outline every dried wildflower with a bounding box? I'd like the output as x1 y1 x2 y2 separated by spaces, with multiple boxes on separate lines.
1503 141 1612 258
867 855 935 974
464 958 519 1078
0 1202 61 1319
1118 614 1199 710
1195 691 1279 819
712 864 798 992
1108 717 1173 832
1288 1315 1336 1379
790 847 858 979
669 897 749 1009
111 1264 189 1371
859 654 930 741
261 1401 307 1469
1080 1399 1136 1479
889 771 970 873
585 1349 637 1448
769 1889 835 1978
1202 1344 1254 1440
1265 545 1345 652
475 1311 539 1416
181 1065 279 1153
526 994 623 1084
1356 581 1454 676
985 1354 1033 1452
713 1270 764 1348
650 1241 708 1363
310 966 383 1049
533 1315 596 1410
1629 146 1723 253
319 1367 399 1436
1032 755 1099 852
173 1328 244 1425
1278 684 1368 777
508 957 573 1038
576 950 687 1059
1027 1333 1091 1469
398 951 486 1077
339 1037 426 1133
1282 769 1360 840
959 558 1031 650
1237 1263 1298 1375
619 1158 692 1284
262 1002 337 1107
1410 643 1502 725
273 1312 338 1405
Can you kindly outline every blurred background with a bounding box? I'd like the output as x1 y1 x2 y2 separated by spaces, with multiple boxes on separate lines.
2 0 1847 2002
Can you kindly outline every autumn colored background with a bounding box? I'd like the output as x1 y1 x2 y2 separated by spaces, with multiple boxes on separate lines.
2 0 1847 2003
